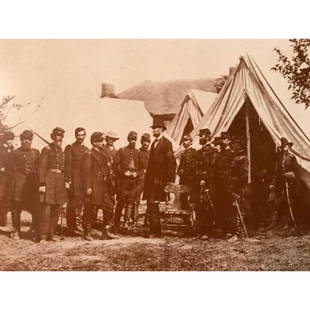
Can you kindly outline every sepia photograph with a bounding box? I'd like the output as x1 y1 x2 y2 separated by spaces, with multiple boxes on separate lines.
0 38 310 272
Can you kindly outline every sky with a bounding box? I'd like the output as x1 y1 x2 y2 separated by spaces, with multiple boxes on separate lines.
0 39 309 146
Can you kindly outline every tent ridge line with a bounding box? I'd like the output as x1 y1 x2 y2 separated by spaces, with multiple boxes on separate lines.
248 55 310 144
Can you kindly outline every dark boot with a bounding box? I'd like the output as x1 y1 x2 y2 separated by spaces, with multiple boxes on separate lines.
11 209 21 240
102 225 119 240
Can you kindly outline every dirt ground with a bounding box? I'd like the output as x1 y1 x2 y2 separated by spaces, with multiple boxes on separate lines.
1 225 310 271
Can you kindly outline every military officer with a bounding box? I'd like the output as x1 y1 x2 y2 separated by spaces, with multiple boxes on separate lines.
270 137 300 230
38 127 69 242
0 130 15 226
212 134 234 237
193 128 217 240
137 133 151 226
113 131 140 231
177 134 196 210
9 130 40 240
82 132 117 240
64 127 88 236
102 131 119 199
228 139 249 240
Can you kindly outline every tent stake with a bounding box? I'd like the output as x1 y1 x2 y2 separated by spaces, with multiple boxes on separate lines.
245 101 252 184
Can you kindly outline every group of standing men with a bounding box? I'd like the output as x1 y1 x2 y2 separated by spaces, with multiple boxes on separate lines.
178 129 300 240
0 116 177 242
0 114 300 242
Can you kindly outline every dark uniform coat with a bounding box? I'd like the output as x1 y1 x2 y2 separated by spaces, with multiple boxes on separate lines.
38 143 68 205
0 143 13 209
64 142 88 205
177 147 196 186
10 147 40 209
101 144 117 192
143 136 176 202
137 146 149 199
83 147 112 206
113 145 140 204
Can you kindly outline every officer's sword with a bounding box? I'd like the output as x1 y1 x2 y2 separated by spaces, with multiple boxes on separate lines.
60 206 65 240
285 181 298 230
234 199 248 238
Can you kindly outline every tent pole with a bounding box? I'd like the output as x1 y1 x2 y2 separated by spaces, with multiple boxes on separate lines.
245 101 252 184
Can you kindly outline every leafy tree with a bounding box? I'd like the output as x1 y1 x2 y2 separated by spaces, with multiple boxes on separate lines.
272 39 310 109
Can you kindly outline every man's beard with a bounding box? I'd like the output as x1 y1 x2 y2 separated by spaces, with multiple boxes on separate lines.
22 142 31 150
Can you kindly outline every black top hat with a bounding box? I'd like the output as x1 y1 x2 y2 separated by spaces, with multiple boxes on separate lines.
150 116 166 130
279 137 293 148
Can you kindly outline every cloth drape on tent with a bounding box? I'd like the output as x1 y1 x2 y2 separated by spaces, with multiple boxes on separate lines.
179 55 310 189
166 89 217 146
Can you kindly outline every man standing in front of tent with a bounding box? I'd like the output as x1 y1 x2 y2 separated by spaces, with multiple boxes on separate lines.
228 139 249 240
143 117 176 238
270 137 300 231
177 134 196 210
65 127 89 236
38 127 69 242
193 128 217 240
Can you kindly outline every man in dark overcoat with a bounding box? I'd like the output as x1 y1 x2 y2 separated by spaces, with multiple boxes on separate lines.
38 127 69 242
9 130 40 240
177 134 196 210
82 132 117 240
113 131 140 231
64 127 88 236
143 117 176 237
0 130 15 226
137 133 151 225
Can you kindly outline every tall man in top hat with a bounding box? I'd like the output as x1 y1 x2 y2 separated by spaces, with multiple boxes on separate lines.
0 130 15 226
9 130 40 240
82 132 117 240
65 127 88 236
270 137 300 230
113 131 140 231
38 127 69 242
177 134 196 210
143 117 176 237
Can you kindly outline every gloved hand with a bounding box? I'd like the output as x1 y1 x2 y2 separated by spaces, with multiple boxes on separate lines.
39 186 46 193
132 171 137 178
124 170 131 177
65 182 71 189
86 188 92 195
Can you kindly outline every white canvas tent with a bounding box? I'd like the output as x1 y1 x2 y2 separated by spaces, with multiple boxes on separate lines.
12 98 152 149
183 55 310 190
166 89 217 146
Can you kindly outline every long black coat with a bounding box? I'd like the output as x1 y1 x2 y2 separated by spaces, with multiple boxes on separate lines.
64 142 89 205
83 147 112 206
143 136 176 201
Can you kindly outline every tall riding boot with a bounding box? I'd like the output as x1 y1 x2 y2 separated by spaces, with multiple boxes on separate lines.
102 224 119 240
148 203 161 237
114 202 123 232
11 208 21 240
